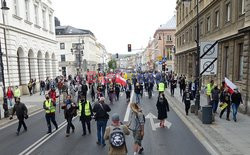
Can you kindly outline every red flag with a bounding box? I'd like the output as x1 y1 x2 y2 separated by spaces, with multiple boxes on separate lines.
115 74 127 86
225 77 237 94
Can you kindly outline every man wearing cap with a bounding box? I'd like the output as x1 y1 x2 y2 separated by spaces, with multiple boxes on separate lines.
104 113 130 155
93 97 111 147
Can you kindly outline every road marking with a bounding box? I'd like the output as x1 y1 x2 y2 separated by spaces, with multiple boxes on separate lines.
18 117 76 155
123 90 134 122
120 93 123 97
145 112 157 131
0 108 44 131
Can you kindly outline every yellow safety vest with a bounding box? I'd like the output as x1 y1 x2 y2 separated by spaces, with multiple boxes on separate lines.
45 99 56 113
14 89 21 97
158 82 165 92
206 84 213 96
79 101 91 116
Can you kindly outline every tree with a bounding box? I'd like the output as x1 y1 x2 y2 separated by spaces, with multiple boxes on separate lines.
108 59 117 70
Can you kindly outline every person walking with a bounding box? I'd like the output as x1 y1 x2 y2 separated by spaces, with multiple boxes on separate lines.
79 96 93 136
179 76 186 96
231 88 243 122
108 84 115 104
135 83 141 104
62 95 77 137
43 95 58 133
128 103 145 155
206 80 214 105
158 80 165 94
170 77 177 96
125 80 132 103
219 87 231 121
32 79 36 94
104 113 130 155
93 97 111 147
14 86 21 102
156 93 170 128
211 85 220 113
81 81 88 99
6 87 14 108
90 83 96 102
28 80 33 96
115 83 120 101
10 97 28 136
182 87 192 115
48 88 58 105
40 80 46 95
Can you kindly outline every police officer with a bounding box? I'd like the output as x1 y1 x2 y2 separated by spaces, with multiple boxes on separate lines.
43 95 58 134
158 80 165 94
79 96 93 136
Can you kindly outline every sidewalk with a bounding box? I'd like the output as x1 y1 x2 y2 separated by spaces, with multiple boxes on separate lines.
165 87 250 155
0 93 45 127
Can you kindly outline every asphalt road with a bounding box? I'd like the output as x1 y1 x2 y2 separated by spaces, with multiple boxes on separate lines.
0 90 210 155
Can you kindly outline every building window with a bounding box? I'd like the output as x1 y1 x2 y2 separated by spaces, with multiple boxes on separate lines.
42 9 46 29
34 4 39 25
25 0 30 21
206 16 211 32
226 3 231 22
166 35 172 41
215 11 220 28
61 55 66 62
13 0 19 16
200 21 203 35
239 0 245 15
60 43 65 49
238 43 244 81
49 14 53 31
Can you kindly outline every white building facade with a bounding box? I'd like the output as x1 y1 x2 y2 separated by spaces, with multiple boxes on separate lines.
0 0 58 96
56 26 107 77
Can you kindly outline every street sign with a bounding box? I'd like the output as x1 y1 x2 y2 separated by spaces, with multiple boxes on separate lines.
157 56 162 61
200 59 217 75
200 41 218 59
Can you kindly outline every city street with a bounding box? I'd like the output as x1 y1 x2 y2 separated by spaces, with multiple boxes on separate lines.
0 91 209 155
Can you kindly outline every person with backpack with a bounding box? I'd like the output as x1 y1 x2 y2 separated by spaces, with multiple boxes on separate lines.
79 96 93 136
182 87 192 115
93 97 111 147
104 113 130 155
128 103 145 155
156 93 170 128
62 95 77 137
10 97 28 136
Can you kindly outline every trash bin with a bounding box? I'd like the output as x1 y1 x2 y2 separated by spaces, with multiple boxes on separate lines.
202 105 212 124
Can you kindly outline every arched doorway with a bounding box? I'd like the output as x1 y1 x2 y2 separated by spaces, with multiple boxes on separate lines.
45 52 51 78
28 50 35 80
37 51 43 81
17 47 25 85
52 53 57 78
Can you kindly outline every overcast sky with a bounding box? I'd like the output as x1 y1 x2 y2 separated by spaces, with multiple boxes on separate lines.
53 0 176 54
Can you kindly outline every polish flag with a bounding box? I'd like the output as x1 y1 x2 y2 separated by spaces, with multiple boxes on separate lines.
224 77 237 94
115 74 127 86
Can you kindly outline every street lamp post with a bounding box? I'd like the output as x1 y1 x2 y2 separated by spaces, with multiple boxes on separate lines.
0 0 9 118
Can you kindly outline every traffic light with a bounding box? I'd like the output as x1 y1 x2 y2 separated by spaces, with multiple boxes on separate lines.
116 53 119 58
128 44 131 52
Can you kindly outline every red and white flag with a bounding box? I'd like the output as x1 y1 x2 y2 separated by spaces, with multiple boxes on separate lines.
224 77 237 94
115 74 127 86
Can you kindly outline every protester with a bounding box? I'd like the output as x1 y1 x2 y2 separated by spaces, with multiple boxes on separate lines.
43 95 58 133
219 87 231 121
211 85 220 113
62 95 77 137
125 80 132 103
81 81 88 99
135 83 141 104
90 83 95 102
14 86 21 102
28 80 33 96
104 113 130 155
79 96 93 136
115 83 120 101
182 87 192 115
128 103 145 155
6 87 14 108
231 88 243 122
93 97 111 147
10 97 28 136
40 80 46 95
206 80 214 105
156 93 170 128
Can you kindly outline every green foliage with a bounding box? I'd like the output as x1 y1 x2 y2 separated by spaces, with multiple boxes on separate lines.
108 59 117 70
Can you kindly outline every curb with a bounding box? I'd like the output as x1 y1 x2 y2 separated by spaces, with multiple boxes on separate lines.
0 107 43 129
165 91 221 155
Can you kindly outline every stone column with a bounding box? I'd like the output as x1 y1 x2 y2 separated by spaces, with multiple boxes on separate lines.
38 59 46 81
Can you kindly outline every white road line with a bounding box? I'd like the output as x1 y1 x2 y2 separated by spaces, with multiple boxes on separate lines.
120 93 123 97
0 108 44 131
123 90 134 122
18 118 73 155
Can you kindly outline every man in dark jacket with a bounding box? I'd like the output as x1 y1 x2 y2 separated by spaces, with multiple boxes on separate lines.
219 88 231 121
231 88 243 122
182 87 192 115
93 97 111 147
40 80 46 95
10 98 28 136
211 86 220 113
81 81 88 99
